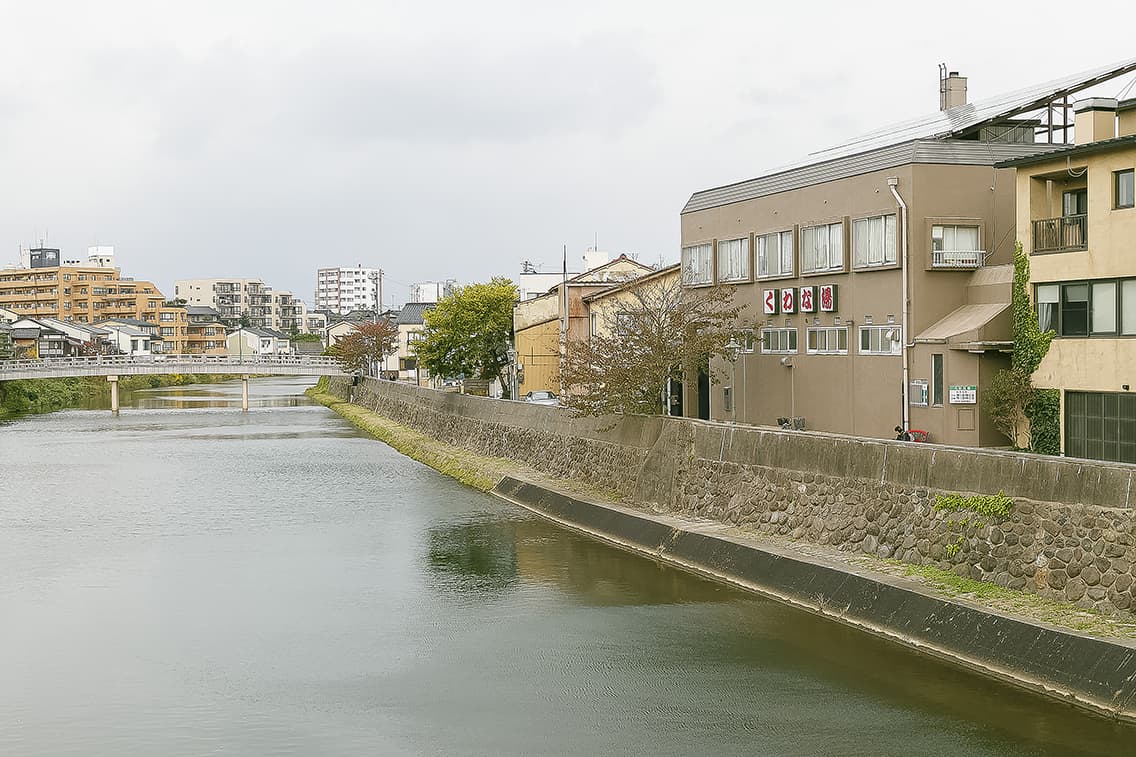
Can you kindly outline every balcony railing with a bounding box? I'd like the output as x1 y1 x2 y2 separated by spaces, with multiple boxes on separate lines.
1032 214 1087 253
931 250 988 269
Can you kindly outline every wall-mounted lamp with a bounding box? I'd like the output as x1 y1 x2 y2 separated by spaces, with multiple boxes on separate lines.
864 314 873 325
887 314 896 324
779 356 793 367
784 318 792 327
834 316 842 326
813 317 820 326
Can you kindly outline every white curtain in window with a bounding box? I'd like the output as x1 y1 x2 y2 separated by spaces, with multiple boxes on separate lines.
827 223 843 269
682 244 713 284
1092 281 1117 333
934 225 980 252
717 238 749 281
780 231 794 275
1036 284 1058 332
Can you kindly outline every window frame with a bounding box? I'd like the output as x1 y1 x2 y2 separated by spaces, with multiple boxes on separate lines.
800 221 845 275
851 213 898 269
716 236 751 283
930 222 982 253
931 353 944 406
1115 169 1135 210
1035 277 1136 337
858 325 902 355
755 229 795 280
805 326 848 355
760 327 798 355
681 242 714 286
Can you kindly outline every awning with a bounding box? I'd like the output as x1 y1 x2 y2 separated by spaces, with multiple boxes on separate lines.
914 303 1009 343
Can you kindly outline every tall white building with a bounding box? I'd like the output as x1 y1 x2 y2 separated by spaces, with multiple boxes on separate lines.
408 280 457 304
174 277 309 332
316 266 383 314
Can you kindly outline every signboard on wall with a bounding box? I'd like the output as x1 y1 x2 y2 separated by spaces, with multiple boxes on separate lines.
780 288 796 314
819 284 838 312
799 286 816 313
762 289 778 315
29 247 60 269
949 385 977 404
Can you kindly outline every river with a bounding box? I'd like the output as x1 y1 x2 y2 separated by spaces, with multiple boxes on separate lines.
1 377 1133 756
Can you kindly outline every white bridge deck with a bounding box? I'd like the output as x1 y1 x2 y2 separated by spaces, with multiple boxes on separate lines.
0 354 348 381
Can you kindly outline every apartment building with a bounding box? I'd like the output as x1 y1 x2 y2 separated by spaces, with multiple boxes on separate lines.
408 280 457 304
315 266 383 314
998 96 1136 462
679 59 1136 445
0 264 168 325
175 278 309 333
513 255 652 396
184 306 229 354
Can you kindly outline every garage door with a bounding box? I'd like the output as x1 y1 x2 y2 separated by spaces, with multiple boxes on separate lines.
1065 391 1136 463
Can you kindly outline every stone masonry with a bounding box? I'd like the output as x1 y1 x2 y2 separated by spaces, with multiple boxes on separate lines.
330 377 1136 616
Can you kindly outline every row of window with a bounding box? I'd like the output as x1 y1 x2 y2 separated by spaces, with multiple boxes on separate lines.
1036 278 1136 336
683 217 977 285
754 325 901 356
1116 169 1134 210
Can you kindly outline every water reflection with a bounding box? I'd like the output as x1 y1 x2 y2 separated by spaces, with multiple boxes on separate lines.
427 516 519 593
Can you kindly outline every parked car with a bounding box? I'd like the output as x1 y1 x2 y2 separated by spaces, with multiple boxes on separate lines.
523 390 559 406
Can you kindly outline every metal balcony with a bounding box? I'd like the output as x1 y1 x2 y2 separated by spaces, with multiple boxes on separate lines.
931 250 988 269
1032 214 1087 253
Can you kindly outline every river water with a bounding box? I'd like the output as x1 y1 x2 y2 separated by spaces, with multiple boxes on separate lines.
1 377 1134 756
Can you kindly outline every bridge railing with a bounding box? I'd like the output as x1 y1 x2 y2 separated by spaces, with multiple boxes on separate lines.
0 353 345 375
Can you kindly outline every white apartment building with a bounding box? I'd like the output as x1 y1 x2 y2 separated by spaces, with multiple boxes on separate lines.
315 266 382 314
174 277 309 333
408 280 457 303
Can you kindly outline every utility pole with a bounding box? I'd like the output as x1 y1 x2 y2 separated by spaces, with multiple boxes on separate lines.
559 244 568 396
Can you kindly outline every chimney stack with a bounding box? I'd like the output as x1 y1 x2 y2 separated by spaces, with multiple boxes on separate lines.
940 70 967 111
1073 98 1118 145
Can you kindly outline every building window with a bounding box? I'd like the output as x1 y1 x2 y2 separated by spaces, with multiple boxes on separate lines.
1060 283 1090 336
723 386 733 413
852 214 897 268
806 326 847 354
756 230 794 278
858 325 901 355
681 243 713 285
1116 169 1135 210
161 327 174 337
739 329 755 353
931 353 944 406
800 222 844 273
716 237 750 282
590 312 598 337
931 224 980 254
760 328 797 354
1063 189 1088 216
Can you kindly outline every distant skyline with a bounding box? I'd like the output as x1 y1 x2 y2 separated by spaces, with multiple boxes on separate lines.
3 0 1134 306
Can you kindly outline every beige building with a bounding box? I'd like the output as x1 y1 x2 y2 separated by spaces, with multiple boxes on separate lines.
175 277 309 333
513 255 652 396
1000 96 1136 461
0 264 168 325
679 60 1136 445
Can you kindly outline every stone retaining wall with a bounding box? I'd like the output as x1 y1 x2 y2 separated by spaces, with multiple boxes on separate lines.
330 377 1136 616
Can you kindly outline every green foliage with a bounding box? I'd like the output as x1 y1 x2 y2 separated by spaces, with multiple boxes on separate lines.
983 243 1058 451
1026 388 1060 455
328 320 398 376
944 536 964 559
416 278 518 389
933 490 1013 519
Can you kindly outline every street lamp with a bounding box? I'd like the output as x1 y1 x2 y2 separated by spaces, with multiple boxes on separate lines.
725 336 740 420
506 345 518 400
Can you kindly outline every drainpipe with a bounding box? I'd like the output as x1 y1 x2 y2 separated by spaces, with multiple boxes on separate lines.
888 177 910 433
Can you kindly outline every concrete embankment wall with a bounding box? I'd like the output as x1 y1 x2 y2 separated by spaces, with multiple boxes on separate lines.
328 377 1136 617
493 477 1136 722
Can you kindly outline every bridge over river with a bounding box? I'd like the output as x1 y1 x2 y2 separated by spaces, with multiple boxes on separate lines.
0 354 346 410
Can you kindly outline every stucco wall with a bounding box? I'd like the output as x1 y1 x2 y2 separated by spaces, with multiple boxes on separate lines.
330 377 1136 616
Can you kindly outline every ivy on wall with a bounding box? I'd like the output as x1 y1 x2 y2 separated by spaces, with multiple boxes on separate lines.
982 243 1059 453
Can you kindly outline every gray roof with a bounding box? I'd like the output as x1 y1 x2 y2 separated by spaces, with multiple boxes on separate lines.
995 133 1136 169
397 302 435 325
186 305 221 317
683 56 1136 214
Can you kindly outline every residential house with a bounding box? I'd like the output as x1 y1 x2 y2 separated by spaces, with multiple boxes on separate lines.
97 317 165 353
513 255 652 396
678 60 1136 445
226 327 292 357
0 322 11 359
7 318 85 358
997 96 1136 462
395 303 435 384
184 306 229 354
38 319 112 354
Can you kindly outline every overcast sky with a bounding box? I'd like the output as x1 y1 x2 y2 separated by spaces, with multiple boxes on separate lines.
3 0 1134 307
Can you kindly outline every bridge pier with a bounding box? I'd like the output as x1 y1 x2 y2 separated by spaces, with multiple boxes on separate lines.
241 374 250 412
107 375 119 414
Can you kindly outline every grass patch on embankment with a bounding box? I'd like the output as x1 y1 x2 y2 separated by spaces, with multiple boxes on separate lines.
306 384 512 492
0 373 239 419
864 559 1136 638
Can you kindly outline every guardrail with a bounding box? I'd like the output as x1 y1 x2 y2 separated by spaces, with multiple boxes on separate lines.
0 353 346 377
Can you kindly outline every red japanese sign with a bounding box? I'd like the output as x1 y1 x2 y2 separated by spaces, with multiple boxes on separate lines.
763 289 777 315
799 286 816 313
819 284 838 312
780 288 796 314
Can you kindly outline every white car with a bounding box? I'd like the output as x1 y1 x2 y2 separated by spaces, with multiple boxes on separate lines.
523 390 559 406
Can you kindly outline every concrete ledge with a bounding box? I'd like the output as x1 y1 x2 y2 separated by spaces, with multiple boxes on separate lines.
492 476 1136 722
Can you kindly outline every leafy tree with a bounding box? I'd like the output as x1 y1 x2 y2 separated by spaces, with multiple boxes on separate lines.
560 275 740 416
416 278 518 394
330 319 398 376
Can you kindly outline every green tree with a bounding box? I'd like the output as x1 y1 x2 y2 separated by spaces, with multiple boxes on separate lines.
560 276 740 416
330 319 398 376
416 278 518 394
